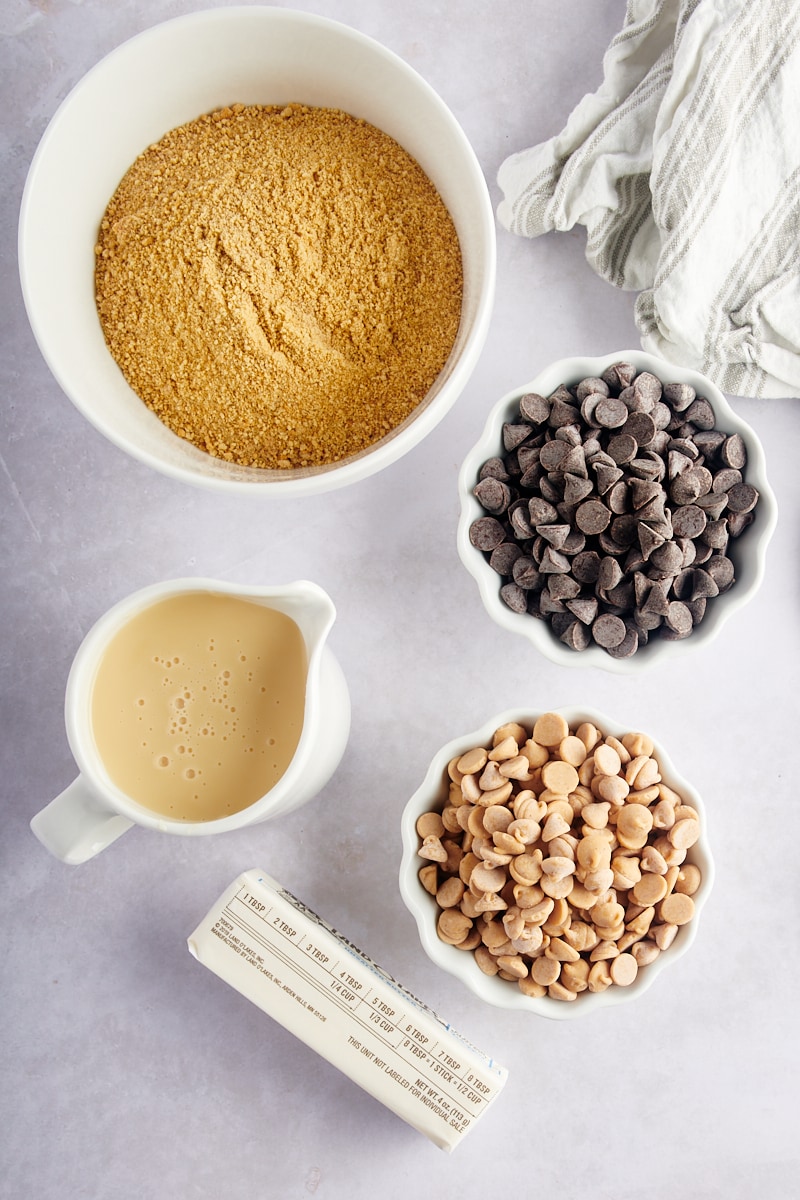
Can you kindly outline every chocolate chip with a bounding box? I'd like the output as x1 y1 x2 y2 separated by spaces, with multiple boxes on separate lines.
605 580 635 609
510 505 536 539
489 542 523 576
536 523 571 550
635 493 668 526
599 529 629 557
563 473 595 505
712 467 742 493
638 522 665 560
594 397 629 429
597 555 624 594
547 573 582 601
690 569 719 600
512 556 541 589
684 397 716 430
539 440 570 471
607 433 638 464
726 481 759 513
525 503 557 534
562 529 586 555
538 546 571 574
503 423 533 452
575 499 611 535
701 519 729 550
648 541 684 578
520 463 544 489
693 429 726 457
622 412 657 447
601 361 637 390
576 377 609 401
671 504 707 539
593 462 625 494
705 554 735 591
500 583 528 614
720 433 747 469
559 619 591 650
609 514 638 548
605 623 639 658
642 577 672 615
549 398 581 428
668 448 695 479
629 478 662 510
519 393 551 425
470 517 506 551
581 393 604 427
727 510 755 537
695 491 729 520
670 466 707 505
572 550 602 584
479 457 510 482
632 371 663 406
628 456 662 482
473 477 512 514
566 595 599 625
652 403 672 432
592 613 626 648
663 382 695 411
665 600 693 636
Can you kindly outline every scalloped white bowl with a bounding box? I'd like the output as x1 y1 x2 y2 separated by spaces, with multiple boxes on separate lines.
457 351 777 673
400 706 714 1018
19 6 495 496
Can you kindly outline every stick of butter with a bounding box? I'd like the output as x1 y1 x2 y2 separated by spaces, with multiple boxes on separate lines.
188 869 508 1151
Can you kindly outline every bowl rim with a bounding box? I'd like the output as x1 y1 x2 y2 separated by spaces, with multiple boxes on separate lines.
456 350 778 673
399 704 715 1018
18 4 496 497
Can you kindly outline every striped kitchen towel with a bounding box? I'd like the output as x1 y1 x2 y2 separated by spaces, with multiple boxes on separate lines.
497 0 800 399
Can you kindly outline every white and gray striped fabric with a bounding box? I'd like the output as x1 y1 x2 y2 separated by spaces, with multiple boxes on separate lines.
497 0 800 399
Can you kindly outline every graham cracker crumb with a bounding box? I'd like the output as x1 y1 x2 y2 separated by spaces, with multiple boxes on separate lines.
94 103 463 470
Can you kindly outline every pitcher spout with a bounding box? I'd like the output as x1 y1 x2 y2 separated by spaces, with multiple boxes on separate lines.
265 579 337 663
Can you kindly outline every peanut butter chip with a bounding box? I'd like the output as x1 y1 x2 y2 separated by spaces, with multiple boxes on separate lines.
457 747 488 775
419 835 447 862
675 864 702 895
543 764 579 801
609 953 639 987
542 812 571 842
632 873 668 907
416 812 445 839
660 892 695 925
418 865 438 895
669 818 701 849
531 957 561 986
437 909 473 944
593 742 622 776
588 961 613 992
533 712 570 746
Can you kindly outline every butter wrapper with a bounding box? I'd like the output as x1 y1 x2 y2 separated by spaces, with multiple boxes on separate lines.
188 869 508 1151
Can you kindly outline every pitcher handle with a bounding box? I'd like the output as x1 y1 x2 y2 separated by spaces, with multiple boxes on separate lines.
30 776 134 864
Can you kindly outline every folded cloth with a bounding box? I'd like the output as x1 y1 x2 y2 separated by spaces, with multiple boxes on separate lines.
497 0 800 398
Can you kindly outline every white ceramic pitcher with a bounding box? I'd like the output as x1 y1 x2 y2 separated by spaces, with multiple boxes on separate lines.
31 578 350 864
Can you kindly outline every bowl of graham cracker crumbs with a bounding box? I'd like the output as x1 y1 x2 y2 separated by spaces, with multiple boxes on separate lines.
19 7 495 495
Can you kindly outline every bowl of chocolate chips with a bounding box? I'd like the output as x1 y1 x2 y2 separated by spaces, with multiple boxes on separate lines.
457 352 777 671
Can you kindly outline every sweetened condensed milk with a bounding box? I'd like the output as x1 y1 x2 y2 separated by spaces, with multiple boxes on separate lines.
90 592 307 820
